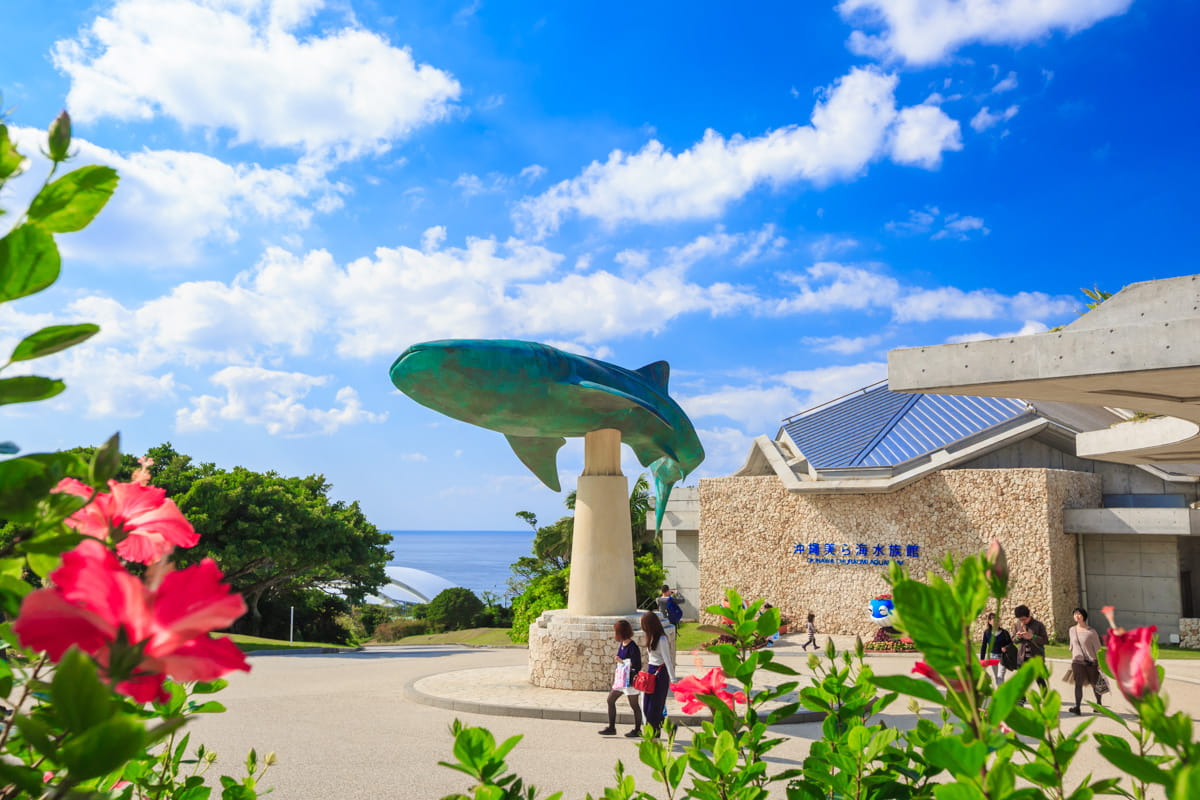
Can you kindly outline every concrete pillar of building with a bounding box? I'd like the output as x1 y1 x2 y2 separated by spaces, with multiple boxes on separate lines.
567 428 636 615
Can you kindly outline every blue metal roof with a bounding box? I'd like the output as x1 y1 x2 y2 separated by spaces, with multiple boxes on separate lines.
782 385 1032 469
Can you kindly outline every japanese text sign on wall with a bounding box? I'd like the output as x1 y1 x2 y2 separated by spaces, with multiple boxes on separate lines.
791 542 920 566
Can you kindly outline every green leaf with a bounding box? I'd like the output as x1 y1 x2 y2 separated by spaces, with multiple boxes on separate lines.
90 432 122 485
871 674 946 707
0 375 65 406
934 784 986 800
0 125 25 180
192 678 229 694
0 762 46 797
10 323 99 363
1095 738 1168 785
60 714 148 782
925 738 987 777
713 730 737 773
991 662 1035 725
0 224 61 302
52 647 115 731
27 165 119 233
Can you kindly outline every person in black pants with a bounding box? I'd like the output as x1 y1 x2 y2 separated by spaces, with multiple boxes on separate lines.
599 619 643 737
640 611 675 738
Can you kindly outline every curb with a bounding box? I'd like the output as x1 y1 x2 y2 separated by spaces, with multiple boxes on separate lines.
402 674 824 726
245 646 365 656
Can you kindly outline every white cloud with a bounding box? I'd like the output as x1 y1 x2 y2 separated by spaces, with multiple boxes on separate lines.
771 262 901 315
946 320 1049 343
840 0 1134 65
683 386 802 429
931 214 989 241
9 127 345 265
54 0 461 158
810 234 859 259
992 71 1019 93
970 105 1020 132
890 104 963 167
519 164 547 182
887 206 989 240
176 366 385 435
801 333 887 355
515 68 960 237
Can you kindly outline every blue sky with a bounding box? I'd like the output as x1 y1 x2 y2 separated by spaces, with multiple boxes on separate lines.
1 0 1196 531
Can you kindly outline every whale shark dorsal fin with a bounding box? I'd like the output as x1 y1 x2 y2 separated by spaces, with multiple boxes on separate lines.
575 380 675 430
634 361 670 390
505 435 566 492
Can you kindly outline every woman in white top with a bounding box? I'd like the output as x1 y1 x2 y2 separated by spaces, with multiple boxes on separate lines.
1067 607 1103 715
640 611 675 738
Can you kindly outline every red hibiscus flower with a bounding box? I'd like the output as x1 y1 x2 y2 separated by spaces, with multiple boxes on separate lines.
912 661 970 692
670 667 748 714
54 478 199 565
1104 624 1160 702
13 539 248 703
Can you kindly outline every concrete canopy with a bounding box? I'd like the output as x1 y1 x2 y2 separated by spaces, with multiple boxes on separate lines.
888 274 1200 468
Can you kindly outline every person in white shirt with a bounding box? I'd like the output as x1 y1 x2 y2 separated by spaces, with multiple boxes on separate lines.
639 611 675 738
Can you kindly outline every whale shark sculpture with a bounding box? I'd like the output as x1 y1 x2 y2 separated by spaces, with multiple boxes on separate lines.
389 339 704 532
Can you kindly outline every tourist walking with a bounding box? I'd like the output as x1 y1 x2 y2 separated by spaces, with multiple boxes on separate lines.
980 612 1013 685
640 611 675 738
1067 607 1104 715
800 613 818 651
1013 604 1049 699
599 619 644 737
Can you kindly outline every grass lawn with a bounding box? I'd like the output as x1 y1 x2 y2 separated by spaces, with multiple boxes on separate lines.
226 633 355 652
1045 643 1200 661
383 627 519 647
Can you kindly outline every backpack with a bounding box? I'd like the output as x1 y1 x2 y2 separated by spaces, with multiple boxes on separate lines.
665 595 683 626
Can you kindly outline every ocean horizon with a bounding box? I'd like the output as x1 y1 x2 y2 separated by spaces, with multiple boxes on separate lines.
385 529 535 599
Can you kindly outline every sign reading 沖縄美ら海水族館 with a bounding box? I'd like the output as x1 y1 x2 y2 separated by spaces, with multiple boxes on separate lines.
791 542 920 565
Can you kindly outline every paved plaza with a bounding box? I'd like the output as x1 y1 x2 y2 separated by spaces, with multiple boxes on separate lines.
189 637 1200 799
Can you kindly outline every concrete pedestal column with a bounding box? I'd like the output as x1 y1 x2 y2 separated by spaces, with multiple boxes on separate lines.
567 429 636 616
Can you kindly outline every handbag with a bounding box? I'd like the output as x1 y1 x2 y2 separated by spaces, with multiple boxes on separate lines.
632 669 656 694
1062 666 1075 684
613 659 632 691
1094 672 1111 695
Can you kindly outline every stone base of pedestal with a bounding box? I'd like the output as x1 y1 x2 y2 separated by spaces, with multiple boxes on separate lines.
528 609 676 691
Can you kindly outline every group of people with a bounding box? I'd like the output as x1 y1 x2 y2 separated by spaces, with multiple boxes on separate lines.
599 611 675 738
980 603 1105 713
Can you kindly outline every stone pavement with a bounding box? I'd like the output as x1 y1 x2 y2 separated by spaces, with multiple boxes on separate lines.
189 636 1199 799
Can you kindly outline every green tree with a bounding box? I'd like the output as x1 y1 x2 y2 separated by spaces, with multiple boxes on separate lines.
173 467 391 634
426 587 485 632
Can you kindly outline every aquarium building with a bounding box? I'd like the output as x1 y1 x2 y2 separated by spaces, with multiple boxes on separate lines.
659 279 1200 646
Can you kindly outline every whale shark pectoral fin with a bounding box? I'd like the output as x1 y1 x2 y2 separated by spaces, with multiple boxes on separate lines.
505 435 565 492
574 380 675 430
634 361 670 390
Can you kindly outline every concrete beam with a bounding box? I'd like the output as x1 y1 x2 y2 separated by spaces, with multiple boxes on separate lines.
1064 507 1200 536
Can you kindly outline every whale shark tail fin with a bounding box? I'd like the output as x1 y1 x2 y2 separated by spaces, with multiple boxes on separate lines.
649 456 687 535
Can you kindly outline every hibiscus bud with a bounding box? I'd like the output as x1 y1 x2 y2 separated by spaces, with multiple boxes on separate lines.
1104 625 1160 703
47 111 71 163
985 538 1009 593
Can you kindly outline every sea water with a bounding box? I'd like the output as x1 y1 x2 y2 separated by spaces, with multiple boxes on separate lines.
386 530 535 599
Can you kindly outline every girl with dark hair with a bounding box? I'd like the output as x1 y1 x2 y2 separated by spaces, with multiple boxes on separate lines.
1067 607 1103 714
599 619 643 737
639 611 675 738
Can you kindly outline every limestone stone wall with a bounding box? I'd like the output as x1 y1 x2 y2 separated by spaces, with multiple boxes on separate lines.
698 469 1100 642
527 610 676 690
1181 618 1200 649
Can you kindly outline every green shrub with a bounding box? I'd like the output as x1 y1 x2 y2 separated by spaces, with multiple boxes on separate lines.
372 618 430 641
509 568 568 644
426 587 485 632
357 604 399 637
